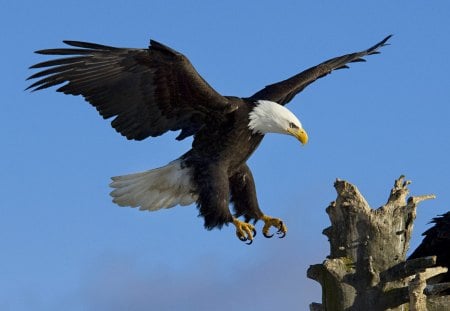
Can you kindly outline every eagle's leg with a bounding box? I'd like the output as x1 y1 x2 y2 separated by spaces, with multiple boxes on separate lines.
193 164 234 230
232 218 257 244
260 215 287 239
230 164 287 239
193 163 257 244
229 164 264 222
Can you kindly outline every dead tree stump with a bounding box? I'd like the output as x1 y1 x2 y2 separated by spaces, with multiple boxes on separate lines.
308 176 449 310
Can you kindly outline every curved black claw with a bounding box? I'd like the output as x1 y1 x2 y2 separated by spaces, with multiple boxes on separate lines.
277 221 284 232
276 221 286 238
277 231 286 239
277 221 286 239
233 218 256 244
263 231 274 239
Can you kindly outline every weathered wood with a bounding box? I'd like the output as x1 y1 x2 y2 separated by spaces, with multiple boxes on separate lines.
409 267 448 311
307 176 450 310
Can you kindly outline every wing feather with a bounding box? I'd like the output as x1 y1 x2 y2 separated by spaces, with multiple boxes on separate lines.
249 35 392 106
27 39 235 140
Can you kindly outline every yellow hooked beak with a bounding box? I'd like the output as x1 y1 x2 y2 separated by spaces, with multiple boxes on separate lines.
287 128 309 145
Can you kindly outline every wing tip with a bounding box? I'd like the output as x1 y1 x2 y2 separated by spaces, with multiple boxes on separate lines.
33 40 119 55
62 40 119 50
368 34 393 54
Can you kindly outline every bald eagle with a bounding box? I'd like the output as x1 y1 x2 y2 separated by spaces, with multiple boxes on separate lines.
27 35 391 244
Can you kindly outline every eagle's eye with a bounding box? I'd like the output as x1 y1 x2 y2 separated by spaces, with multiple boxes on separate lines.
289 122 299 129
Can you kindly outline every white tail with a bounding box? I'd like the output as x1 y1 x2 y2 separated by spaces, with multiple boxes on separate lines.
109 159 197 211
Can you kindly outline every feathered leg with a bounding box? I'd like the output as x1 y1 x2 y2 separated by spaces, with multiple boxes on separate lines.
229 163 263 222
193 163 256 243
193 163 233 230
230 163 287 239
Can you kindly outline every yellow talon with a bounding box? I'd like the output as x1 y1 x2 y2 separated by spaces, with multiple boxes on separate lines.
261 215 287 238
233 218 256 244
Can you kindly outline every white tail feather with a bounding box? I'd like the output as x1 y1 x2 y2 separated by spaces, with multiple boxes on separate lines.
109 159 197 211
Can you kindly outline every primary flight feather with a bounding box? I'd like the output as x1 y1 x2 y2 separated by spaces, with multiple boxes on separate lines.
28 35 391 243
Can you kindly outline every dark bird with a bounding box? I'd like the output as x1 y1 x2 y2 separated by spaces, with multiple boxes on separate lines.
409 212 450 282
27 35 391 243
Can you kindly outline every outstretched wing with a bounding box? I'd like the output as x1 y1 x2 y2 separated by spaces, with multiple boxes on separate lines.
249 35 392 106
27 40 235 141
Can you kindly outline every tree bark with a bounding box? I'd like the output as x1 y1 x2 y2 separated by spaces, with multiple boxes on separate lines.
409 267 448 311
308 176 449 310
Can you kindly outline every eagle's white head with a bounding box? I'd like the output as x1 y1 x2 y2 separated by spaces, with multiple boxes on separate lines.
248 100 308 144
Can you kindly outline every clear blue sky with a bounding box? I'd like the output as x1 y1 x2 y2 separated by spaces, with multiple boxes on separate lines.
2 1 449 310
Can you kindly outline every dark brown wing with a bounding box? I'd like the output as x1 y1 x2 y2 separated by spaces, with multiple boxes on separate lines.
249 35 392 106
27 40 236 141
